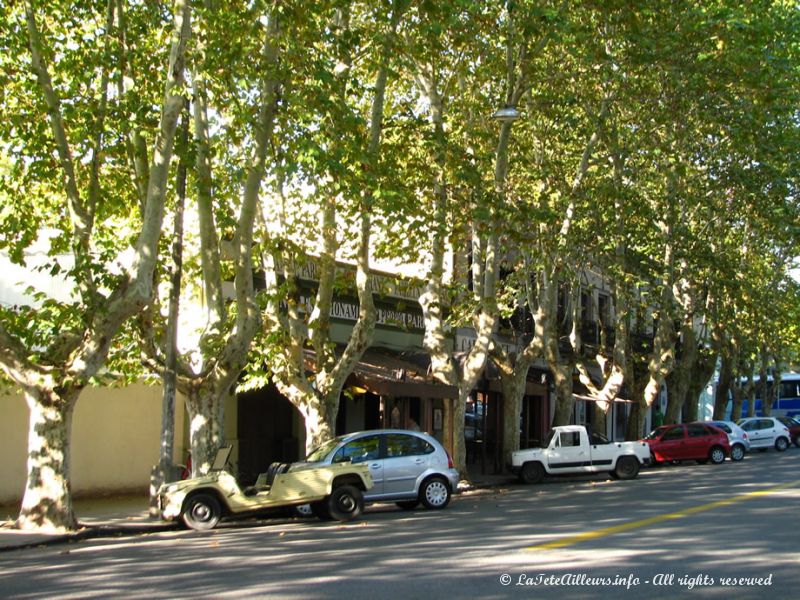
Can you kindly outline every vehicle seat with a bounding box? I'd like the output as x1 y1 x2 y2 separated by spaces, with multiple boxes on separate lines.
266 462 290 486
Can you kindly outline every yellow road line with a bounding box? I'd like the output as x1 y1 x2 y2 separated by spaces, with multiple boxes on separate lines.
525 478 800 551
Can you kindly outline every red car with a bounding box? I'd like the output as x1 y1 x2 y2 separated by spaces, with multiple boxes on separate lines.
776 416 800 447
643 423 731 464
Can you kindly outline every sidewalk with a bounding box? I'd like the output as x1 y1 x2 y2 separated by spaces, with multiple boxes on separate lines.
0 495 176 553
0 472 515 552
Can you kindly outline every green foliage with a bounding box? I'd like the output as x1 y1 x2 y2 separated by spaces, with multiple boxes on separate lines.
1 0 797 388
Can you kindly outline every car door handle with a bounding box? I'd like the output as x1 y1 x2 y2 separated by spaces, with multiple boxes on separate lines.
370 463 382 469
414 459 425 464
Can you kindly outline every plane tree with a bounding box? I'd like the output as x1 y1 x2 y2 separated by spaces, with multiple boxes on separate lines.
133 2 277 477
0 1 191 531
244 1 411 452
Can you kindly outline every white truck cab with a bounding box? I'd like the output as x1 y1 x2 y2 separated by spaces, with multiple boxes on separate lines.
510 425 651 484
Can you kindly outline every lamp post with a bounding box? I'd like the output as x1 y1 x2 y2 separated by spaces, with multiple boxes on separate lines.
491 105 521 123
491 104 520 189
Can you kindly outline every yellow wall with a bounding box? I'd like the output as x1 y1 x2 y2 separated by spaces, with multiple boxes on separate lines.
0 384 187 505
0 390 27 506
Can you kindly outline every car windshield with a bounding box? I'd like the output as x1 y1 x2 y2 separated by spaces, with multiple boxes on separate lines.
305 437 344 462
644 426 668 440
711 422 732 434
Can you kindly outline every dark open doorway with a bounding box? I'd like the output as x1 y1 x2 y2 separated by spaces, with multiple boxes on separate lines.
237 384 301 486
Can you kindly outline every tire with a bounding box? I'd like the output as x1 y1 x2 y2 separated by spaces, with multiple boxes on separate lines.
326 485 364 522
614 456 640 480
396 500 420 511
775 437 789 452
311 500 331 520
520 462 545 484
709 446 726 464
182 493 222 531
730 444 745 462
419 476 451 509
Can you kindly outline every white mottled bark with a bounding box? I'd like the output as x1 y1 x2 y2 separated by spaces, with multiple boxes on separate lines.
7 1 192 531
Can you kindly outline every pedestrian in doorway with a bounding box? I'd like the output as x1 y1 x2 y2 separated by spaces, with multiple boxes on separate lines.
653 405 664 427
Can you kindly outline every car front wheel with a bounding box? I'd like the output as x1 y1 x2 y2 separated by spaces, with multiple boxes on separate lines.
520 461 544 484
775 437 789 452
182 493 222 531
614 456 640 480
420 477 451 509
709 446 726 464
326 485 364 521
730 444 745 462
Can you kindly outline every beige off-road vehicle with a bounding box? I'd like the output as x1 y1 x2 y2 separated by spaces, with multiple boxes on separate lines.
158 446 373 530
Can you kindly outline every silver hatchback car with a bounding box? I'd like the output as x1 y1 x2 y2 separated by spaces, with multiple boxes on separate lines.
709 420 750 461
292 429 460 510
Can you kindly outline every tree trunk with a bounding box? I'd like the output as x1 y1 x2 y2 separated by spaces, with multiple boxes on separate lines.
758 358 769 417
683 349 715 422
551 365 575 426
745 380 756 418
17 389 79 532
590 407 608 437
714 351 733 420
731 383 744 421
640 377 662 430
451 383 471 475
150 101 189 515
442 397 454 456
684 379 702 422
271 379 336 455
625 403 642 440
623 371 648 440
763 368 780 416
665 322 696 424
497 357 528 465
303 406 335 455
184 385 225 475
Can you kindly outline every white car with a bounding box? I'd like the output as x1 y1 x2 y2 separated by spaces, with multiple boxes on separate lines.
736 417 791 452
709 420 750 461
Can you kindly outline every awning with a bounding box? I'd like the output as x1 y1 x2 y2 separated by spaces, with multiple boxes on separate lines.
303 347 458 399
349 349 458 399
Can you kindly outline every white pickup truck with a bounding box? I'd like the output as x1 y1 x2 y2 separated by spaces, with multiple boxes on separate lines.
510 425 651 483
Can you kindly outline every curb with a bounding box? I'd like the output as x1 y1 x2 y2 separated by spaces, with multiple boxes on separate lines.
0 522 179 554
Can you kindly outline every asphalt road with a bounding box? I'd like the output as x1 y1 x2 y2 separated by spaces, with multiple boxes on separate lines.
2 449 798 599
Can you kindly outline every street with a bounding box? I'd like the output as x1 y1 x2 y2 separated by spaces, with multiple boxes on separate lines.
2 450 798 599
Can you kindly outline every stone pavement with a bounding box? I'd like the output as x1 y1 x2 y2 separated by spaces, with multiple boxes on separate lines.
0 495 177 553
0 471 515 552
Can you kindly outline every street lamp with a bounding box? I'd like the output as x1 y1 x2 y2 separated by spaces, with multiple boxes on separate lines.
491 105 520 123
